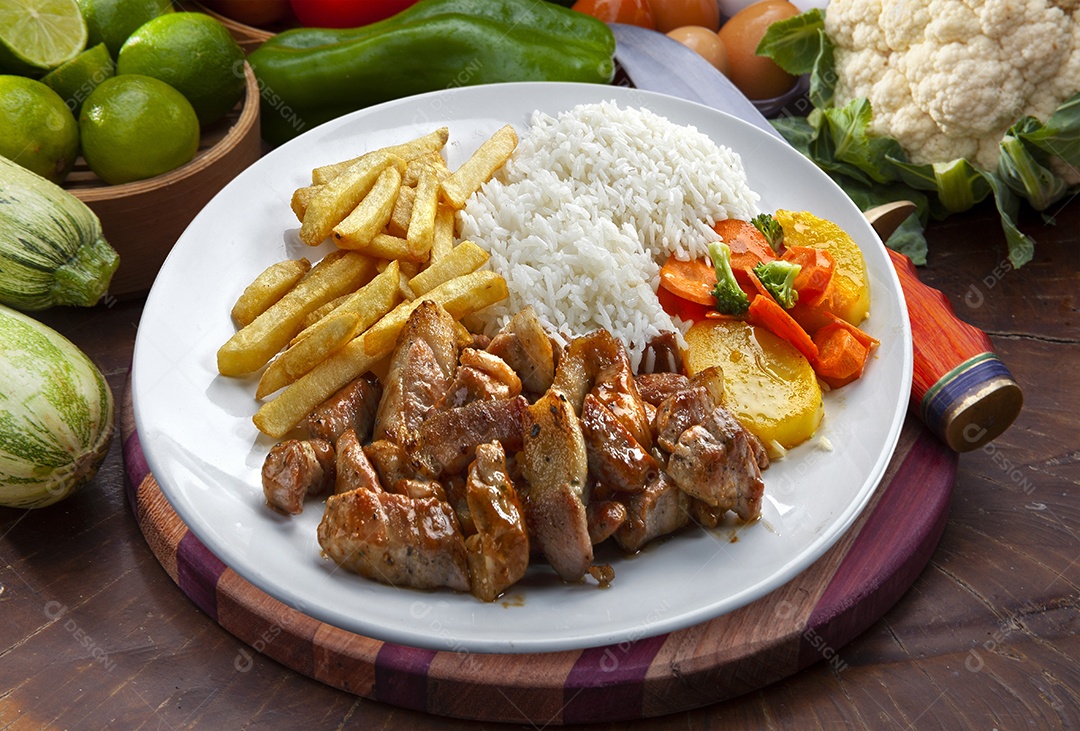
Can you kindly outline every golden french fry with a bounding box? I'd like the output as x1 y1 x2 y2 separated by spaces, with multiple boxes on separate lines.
217 252 377 376
363 269 508 357
291 185 321 222
440 124 517 209
404 152 449 186
257 311 361 399
300 151 404 246
312 128 450 185
333 166 402 248
299 292 350 331
345 232 429 262
431 204 455 262
409 241 488 297
231 258 311 327
407 167 439 259
386 183 415 238
290 260 402 348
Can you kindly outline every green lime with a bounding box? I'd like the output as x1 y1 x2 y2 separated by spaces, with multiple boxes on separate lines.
77 0 172 58
0 0 88 76
79 74 199 184
117 12 245 127
0 75 79 182
41 42 114 115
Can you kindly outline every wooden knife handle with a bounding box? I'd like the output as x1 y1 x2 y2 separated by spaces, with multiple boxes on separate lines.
888 248 1023 451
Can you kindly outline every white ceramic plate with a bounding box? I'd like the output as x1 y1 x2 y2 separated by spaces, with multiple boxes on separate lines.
132 82 912 654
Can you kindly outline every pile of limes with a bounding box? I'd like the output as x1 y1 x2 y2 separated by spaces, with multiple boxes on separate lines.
0 0 246 185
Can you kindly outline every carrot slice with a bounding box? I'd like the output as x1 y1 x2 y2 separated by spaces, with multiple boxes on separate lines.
713 218 776 274
823 312 879 349
782 245 835 305
748 294 819 362
657 283 711 322
811 324 871 388
659 254 716 305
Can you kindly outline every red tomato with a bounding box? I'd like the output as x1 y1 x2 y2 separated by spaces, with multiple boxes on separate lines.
572 0 656 29
289 0 420 28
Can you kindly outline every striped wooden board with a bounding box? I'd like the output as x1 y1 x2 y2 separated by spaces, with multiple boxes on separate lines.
120 382 957 723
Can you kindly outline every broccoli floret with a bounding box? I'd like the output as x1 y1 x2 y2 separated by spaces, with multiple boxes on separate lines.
752 213 784 252
708 241 749 316
753 260 802 309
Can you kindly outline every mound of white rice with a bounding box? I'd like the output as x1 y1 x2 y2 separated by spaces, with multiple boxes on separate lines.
459 101 760 370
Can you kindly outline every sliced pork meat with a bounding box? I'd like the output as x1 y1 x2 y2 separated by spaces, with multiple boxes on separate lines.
318 488 470 591
586 499 628 545
614 471 692 553
437 348 522 409
262 439 336 515
485 305 555 395
334 429 381 494
412 395 527 478
580 394 657 494
463 442 530 602
634 372 690 407
653 385 714 453
307 373 382 443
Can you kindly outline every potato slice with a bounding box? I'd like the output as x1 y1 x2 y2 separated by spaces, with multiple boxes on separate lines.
430 204 455 262
386 183 415 238
300 151 404 246
406 167 438 259
333 166 402 248
231 258 311 327
311 127 450 185
409 240 488 297
290 185 321 222
440 124 518 209
256 311 362 399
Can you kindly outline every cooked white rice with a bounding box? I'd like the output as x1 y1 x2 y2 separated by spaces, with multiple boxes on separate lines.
458 101 760 370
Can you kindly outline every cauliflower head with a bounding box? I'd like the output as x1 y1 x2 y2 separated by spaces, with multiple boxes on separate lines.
825 0 1080 169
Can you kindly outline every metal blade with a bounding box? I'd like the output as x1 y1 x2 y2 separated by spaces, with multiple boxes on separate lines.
609 22 785 142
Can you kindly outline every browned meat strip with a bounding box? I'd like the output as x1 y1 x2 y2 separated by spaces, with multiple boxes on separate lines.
666 406 765 522
364 439 417 488
486 306 555 394
318 489 470 591
437 348 522 409
580 394 657 494
520 389 593 582
262 439 335 515
634 372 690 406
464 442 530 602
334 429 381 495
412 395 527 478
307 373 382 443
442 474 474 535
653 386 713 453
373 301 461 446
614 471 692 553
395 478 447 502
587 499 627 545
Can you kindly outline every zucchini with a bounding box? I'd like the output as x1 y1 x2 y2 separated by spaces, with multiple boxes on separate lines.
0 304 115 508
0 155 120 310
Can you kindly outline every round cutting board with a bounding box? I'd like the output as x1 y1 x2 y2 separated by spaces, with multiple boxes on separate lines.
120 381 956 723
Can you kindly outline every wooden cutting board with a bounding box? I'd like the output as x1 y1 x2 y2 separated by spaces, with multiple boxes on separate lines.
120 381 957 724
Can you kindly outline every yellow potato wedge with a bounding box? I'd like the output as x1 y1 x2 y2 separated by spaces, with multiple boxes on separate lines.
299 292 350 331
217 252 377 376
291 260 401 346
431 204 455 262
404 151 450 187
409 240 488 297
406 167 439 259
257 311 362 399
311 128 450 185
291 185 321 222
299 151 404 246
440 124 517 209
231 258 311 327
386 183 415 238
346 232 429 262
333 166 402 248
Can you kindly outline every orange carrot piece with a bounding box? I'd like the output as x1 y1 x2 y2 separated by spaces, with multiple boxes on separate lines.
713 218 776 274
745 268 776 303
659 254 716 305
812 324 871 388
782 246 835 305
657 283 711 322
748 294 819 362
823 312 880 349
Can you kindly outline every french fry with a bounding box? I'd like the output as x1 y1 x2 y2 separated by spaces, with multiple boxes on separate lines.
290 260 402 348
406 167 439 259
363 269 508 357
311 128 450 185
404 152 450 186
348 232 429 262
231 258 311 327
386 183 415 238
291 185 321 222
256 311 362 399
217 252 377 376
333 166 402 248
299 292 350 331
409 241 488 297
299 151 404 246
440 124 518 209
431 204 455 262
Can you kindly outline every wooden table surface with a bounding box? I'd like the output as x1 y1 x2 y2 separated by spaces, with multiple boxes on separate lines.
2 200 1077 729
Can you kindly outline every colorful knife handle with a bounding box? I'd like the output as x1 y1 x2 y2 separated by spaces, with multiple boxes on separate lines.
888 248 1023 452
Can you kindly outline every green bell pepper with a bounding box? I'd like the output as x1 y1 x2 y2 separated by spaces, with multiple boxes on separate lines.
249 0 616 145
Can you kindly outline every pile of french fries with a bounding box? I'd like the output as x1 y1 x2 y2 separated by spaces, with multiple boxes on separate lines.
216 125 519 439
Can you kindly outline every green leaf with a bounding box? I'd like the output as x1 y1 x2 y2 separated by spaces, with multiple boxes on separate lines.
998 131 1069 211
891 157 992 214
882 213 927 265
755 9 825 76
817 98 907 184
979 170 1035 268
771 115 816 155
1016 90 1080 167
809 28 835 109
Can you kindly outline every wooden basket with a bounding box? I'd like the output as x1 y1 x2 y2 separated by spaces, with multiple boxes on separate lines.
181 1 281 54
66 63 262 298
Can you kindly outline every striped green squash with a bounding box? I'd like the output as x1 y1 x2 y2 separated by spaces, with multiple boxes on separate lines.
0 304 114 508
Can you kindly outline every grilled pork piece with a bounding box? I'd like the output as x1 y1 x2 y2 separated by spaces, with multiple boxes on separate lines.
485 306 555 395
520 389 593 582
464 442 530 602
634 372 690 407
586 499 628 545
373 301 461 446
307 373 382 443
437 348 522 409
580 394 657 494
318 488 470 591
412 395 527 478
654 386 715 454
262 439 336 515
614 471 692 553
334 429 381 494
363 439 444 498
